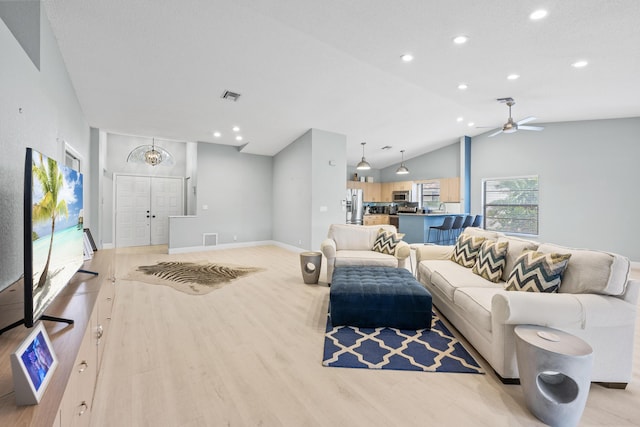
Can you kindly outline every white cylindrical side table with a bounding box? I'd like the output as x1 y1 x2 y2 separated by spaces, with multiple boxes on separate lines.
299 252 322 284
514 325 593 427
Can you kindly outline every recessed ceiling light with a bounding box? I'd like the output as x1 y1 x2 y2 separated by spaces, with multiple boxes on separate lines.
507 74 520 80
530 9 548 20
232 126 240 132
458 83 468 90
572 60 588 68
213 131 221 138
235 136 243 141
453 35 469 45
401 53 414 62
467 122 475 127
457 117 464 122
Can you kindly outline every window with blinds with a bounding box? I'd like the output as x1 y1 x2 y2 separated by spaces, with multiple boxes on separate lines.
483 176 539 235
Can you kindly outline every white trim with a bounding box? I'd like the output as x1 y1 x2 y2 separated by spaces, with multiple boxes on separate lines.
168 240 307 255
102 243 115 249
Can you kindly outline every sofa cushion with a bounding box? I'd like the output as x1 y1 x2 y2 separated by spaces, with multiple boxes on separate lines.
506 250 572 293
328 224 396 251
497 236 539 282
472 240 509 283
451 233 486 268
334 250 398 268
423 260 503 301
537 243 630 296
463 227 502 240
371 228 400 255
453 287 503 333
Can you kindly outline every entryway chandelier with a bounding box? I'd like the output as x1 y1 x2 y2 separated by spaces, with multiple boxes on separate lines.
127 138 174 167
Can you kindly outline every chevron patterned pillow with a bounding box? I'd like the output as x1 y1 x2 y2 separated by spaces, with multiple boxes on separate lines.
506 250 572 293
472 240 509 282
372 228 400 255
451 233 486 268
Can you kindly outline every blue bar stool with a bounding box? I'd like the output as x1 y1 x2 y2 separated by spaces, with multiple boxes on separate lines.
427 216 455 245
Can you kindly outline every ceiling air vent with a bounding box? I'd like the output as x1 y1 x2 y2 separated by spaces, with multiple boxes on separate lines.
221 90 241 102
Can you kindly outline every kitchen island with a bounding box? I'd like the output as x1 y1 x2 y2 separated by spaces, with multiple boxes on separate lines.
398 213 466 244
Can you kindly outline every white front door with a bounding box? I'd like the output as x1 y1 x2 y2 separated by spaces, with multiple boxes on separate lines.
150 177 183 245
115 175 184 247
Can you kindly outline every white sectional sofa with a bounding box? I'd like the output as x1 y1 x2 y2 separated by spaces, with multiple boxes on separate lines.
415 227 639 387
321 224 410 283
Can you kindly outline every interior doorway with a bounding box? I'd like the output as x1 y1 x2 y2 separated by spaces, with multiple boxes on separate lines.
115 175 184 247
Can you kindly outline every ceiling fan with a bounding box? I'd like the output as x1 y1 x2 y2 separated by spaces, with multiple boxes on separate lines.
485 97 544 137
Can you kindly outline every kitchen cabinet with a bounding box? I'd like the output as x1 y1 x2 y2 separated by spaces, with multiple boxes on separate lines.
347 181 381 202
394 181 413 192
381 183 393 202
380 181 413 202
364 214 390 226
440 177 461 202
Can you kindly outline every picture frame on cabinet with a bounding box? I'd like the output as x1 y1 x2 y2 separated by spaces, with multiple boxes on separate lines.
10 322 58 405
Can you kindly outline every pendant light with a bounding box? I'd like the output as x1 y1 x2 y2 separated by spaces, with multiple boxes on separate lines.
356 142 371 170
396 150 410 175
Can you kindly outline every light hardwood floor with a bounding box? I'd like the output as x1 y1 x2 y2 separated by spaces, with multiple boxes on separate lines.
90 245 640 426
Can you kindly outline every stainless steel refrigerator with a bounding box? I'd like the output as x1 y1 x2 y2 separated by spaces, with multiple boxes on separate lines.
346 189 364 225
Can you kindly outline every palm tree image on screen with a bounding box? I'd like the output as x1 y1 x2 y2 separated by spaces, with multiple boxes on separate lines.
32 154 68 289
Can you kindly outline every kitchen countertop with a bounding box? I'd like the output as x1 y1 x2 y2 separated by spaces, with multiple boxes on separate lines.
397 212 464 216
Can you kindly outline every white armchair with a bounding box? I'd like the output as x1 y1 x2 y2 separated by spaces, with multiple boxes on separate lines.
320 224 410 283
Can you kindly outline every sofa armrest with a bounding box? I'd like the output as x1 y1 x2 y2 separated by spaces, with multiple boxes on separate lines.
394 241 410 260
415 245 454 264
320 238 336 259
492 290 637 330
492 291 585 329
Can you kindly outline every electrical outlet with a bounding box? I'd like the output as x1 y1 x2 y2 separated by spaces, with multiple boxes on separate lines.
298 240 302 245
233 235 237 241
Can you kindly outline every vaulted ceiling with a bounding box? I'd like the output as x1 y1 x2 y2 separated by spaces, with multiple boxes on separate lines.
44 0 640 168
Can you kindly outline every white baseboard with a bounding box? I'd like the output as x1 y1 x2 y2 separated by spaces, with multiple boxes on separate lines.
102 243 114 249
168 240 308 255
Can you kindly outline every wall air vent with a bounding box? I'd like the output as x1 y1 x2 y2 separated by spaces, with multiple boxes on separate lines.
221 90 241 102
203 233 218 247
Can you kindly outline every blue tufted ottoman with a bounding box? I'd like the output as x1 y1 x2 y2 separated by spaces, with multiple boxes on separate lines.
330 266 432 329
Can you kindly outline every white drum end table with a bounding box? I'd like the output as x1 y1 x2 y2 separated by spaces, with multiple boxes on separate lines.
514 325 593 427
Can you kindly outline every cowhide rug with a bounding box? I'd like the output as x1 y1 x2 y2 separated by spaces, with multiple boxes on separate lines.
124 261 262 295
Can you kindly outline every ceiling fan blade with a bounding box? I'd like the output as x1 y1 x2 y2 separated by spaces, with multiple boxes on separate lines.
517 116 537 125
519 125 544 131
488 129 503 137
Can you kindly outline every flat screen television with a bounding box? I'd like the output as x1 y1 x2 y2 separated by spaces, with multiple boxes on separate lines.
23 147 84 328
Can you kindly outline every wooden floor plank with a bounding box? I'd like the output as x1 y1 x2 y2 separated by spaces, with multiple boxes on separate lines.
90 245 640 426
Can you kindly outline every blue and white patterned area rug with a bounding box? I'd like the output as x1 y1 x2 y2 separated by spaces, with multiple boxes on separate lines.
322 312 484 374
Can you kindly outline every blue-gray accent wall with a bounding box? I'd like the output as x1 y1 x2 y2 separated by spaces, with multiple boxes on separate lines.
471 117 640 261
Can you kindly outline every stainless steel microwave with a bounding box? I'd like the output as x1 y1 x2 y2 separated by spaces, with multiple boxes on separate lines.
392 191 410 202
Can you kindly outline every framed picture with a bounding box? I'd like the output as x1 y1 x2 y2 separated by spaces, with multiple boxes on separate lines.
10 322 58 405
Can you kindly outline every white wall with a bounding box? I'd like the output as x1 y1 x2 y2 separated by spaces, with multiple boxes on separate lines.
272 130 312 248
310 129 347 250
380 142 460 182
273 129 347 251
0 6 89 292
196 142 273 244
471 117 640 261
